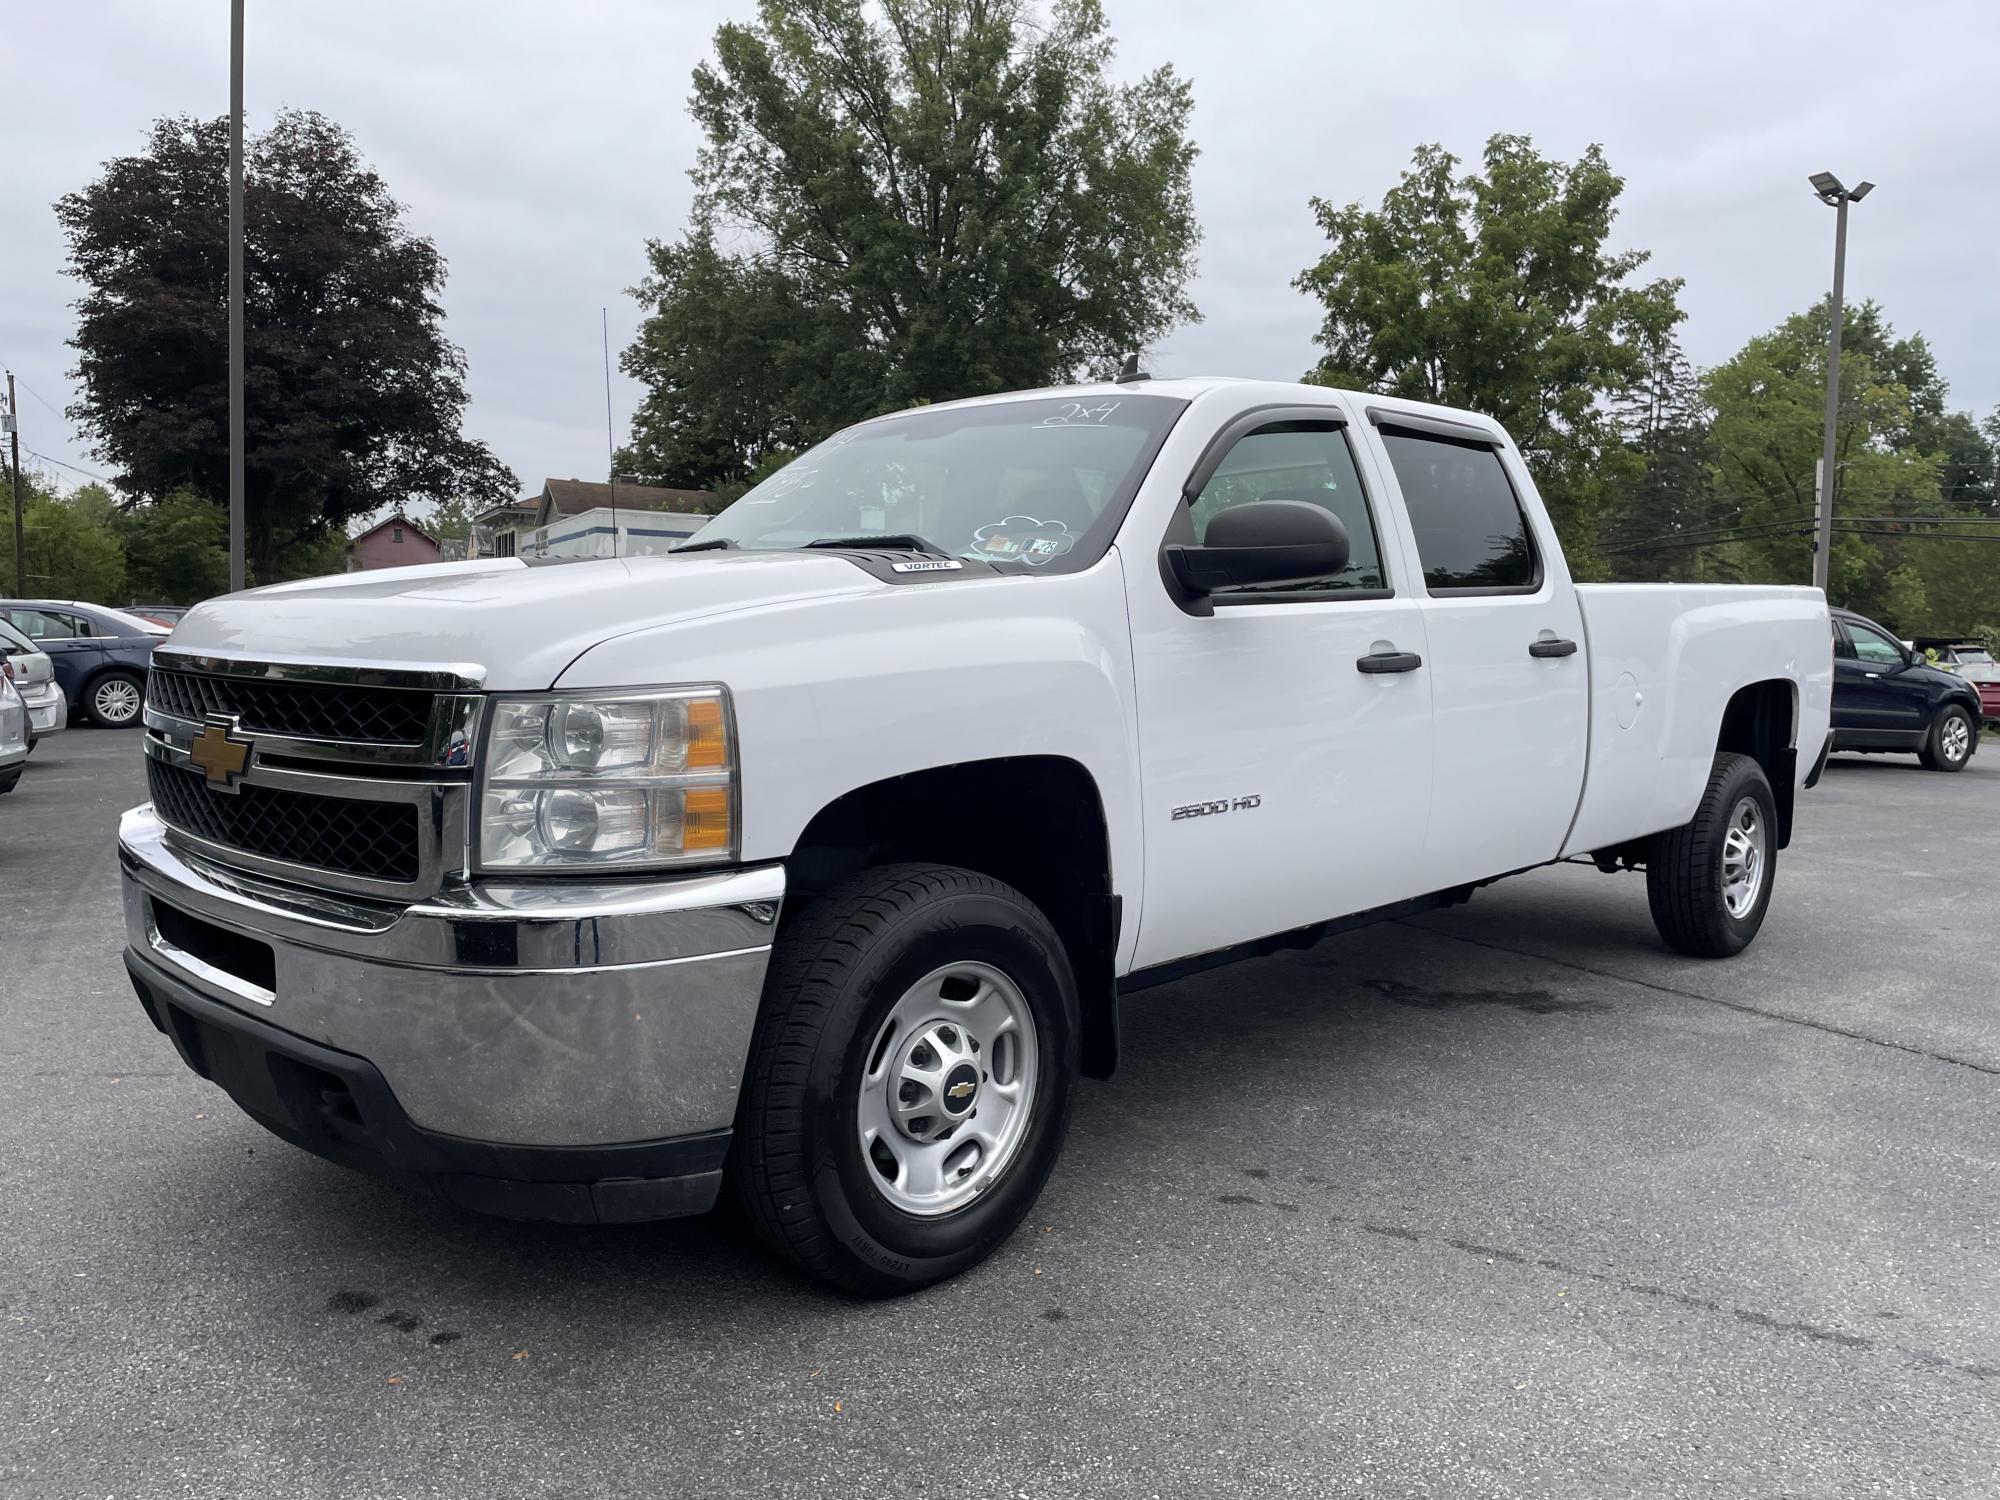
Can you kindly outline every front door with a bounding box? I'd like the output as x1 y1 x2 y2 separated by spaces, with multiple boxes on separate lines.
1834 617 1931 741
1362 420 1589 892
1128 411 1436 970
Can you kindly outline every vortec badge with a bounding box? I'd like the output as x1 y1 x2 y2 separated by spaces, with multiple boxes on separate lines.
188 718 253 789
891 559 964 573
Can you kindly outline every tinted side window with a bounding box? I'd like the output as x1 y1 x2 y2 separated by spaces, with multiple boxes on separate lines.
1381 432 1537 592
9 609 75 640
1847 622 1904 666
1188 423 1385 594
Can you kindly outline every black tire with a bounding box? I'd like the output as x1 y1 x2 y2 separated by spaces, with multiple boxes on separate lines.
0 767 19 795
730 863 1080 1296
1646 752 1778 959
1918 704 1974 772
83 670 146 728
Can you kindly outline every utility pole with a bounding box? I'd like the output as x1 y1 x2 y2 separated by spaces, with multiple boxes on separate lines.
6 371 23 595
1809 171 1873 597
228 0 247 592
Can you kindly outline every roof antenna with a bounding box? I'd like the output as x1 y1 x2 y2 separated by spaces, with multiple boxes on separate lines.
1114 352 1150 385
603 306 619 557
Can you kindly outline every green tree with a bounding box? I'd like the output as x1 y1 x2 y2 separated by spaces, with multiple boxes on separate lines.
622 0 1200 491
57 109 515 581
1704 300 1949 616
1600 334 1722 582
1295 135 1684 566
116 486 230 604
0 471 127 601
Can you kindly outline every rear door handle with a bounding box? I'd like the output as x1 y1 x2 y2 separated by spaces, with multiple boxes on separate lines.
1357 650 1423 674
1528 638 1578 658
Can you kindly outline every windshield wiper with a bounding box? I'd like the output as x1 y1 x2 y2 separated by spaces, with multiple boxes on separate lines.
671 537 737 553
804 534 950 556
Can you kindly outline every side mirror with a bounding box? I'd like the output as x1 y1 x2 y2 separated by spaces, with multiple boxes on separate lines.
1164 500 1350 596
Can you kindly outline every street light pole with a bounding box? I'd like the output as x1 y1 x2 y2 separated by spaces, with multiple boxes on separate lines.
228 0 246 593
1809 171 1873 597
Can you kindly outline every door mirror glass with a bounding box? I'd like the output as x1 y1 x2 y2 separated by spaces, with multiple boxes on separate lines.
1166 500 1350 595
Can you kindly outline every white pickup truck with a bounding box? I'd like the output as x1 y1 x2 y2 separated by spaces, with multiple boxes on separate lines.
120 377 1833 1292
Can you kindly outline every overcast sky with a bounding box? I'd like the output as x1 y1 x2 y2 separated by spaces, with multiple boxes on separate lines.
3 0 1996 502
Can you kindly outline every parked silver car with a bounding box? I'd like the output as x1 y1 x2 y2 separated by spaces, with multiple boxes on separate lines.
0 617 67 747
0 675 27 793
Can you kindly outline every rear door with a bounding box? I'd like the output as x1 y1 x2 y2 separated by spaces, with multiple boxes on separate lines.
1128 405 1435 968
1361 413 1588 891
1834 617 1930 740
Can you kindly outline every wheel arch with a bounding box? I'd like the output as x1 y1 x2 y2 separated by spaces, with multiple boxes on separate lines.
783 755 1121 1079
1717 678 1798 847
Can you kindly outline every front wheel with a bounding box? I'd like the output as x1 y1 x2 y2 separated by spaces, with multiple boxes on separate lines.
86 671 145 728
731 864 1079 1295
1919 705 1974 772
1646 752 1777 959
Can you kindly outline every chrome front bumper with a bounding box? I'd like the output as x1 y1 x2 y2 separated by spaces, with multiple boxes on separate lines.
118 805 783 1150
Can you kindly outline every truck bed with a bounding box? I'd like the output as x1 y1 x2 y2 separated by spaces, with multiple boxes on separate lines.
1563 584 1834 857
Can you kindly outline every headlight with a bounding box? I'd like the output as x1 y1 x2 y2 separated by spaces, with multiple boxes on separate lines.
477 687 737 871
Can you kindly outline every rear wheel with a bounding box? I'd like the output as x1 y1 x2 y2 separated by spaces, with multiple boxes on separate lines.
1647 752 1777 959
85 671 145 728
730 863 1079 1295
1918 705 1974 772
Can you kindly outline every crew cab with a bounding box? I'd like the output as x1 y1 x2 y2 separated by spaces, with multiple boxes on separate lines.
118 378 1833 1293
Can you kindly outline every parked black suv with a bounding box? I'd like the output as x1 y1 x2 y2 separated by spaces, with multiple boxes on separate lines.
1830 607 1982 772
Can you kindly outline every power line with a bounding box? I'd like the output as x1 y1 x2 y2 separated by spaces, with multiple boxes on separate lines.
22 449 111 485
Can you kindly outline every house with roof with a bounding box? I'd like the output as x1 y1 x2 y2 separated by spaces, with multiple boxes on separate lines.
513 478 717 560
471 496 540 558
344 512 441 572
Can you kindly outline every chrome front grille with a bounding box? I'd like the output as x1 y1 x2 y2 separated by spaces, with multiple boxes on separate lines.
140 650 483 899
146 757 421 883
147 668 435 745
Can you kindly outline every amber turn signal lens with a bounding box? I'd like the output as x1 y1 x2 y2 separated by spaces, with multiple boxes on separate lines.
684 696 729 770
681 785 732 850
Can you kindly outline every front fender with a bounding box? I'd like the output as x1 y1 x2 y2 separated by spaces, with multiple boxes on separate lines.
555 561 1144 941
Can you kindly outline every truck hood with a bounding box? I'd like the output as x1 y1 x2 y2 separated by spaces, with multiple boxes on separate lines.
166 552 885 689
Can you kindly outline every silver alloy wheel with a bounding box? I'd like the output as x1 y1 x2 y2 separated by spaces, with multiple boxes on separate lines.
1942 713 1971 763
93 676 142 725
1720 795 1766 919
857 961 1039 1218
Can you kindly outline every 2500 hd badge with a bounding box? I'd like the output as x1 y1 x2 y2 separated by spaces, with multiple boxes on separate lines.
1172 794 1262 820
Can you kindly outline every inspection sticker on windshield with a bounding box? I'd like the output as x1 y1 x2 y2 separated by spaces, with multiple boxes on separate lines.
971 517 1076 566
891 559 965 573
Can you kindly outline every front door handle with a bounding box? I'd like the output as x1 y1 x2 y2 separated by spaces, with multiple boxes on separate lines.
1357 650 1423 674
1528 638 1578 659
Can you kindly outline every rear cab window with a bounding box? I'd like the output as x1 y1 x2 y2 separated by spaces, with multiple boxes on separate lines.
1377 427 1539 593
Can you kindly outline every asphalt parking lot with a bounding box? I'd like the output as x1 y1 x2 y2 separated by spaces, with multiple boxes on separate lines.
3 729 1996 1498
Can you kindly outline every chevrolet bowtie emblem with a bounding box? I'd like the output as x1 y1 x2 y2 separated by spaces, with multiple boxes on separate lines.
947 1080 976 1101
189 719 253 788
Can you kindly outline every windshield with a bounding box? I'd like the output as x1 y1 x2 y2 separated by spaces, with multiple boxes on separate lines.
0 619 34 655
1956 648 1993 663
684 393 1188 572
